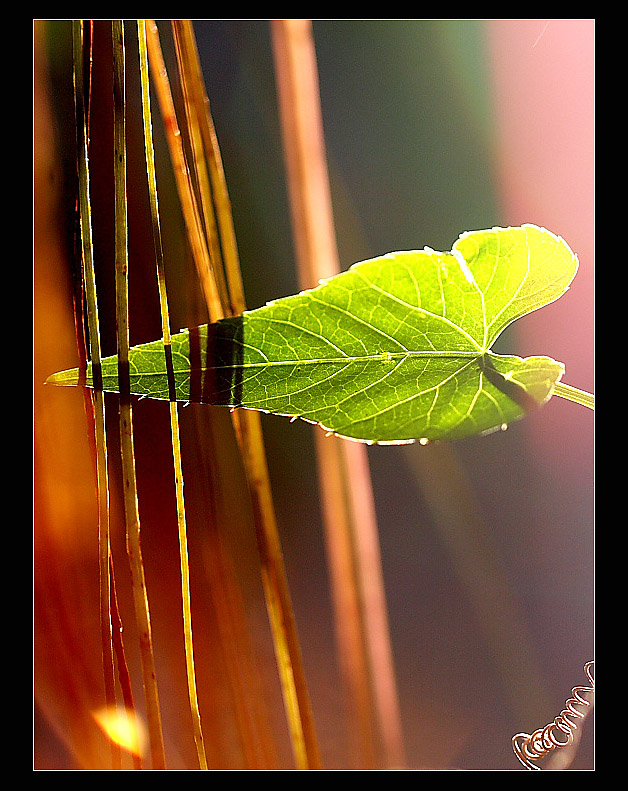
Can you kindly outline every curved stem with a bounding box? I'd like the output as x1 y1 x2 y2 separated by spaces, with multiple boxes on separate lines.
553 382 594 410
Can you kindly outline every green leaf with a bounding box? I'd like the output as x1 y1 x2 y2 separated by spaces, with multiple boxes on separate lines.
48 225 579 444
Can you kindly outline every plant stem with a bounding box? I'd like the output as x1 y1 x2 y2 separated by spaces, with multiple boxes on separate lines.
271 18 406 769
553 382 594 410
144 21 223 322
109 555 142 769
149 19 321 769
171 22 231 314
174 20 246 317
145 21 276 769
174 18 322 769
169 23 323 768
137 19 208 771
112 20 166 770
72 19 120 770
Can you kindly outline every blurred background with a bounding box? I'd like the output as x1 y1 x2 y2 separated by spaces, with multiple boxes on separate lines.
34 19 593 770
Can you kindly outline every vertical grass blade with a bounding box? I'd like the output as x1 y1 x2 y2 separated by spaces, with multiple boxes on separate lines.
172 20 246 316
137 19 208 771
173 19 322 770
109 556 142 770
171 24 230 314
147 19 321 769
144 21 278 768
112 20 166 770
71 19 120 770
144 21 223 322
271 19 406 768
171 20 322 769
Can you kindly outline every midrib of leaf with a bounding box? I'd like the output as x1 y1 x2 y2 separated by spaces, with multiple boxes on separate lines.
194 351 481 369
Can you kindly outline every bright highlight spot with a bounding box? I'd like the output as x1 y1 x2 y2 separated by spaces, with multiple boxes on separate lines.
93 707 146 756
452 248 478 287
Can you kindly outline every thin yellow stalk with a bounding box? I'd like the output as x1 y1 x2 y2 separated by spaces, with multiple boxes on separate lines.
112 20 166 771
148 19 321 769
144 21 223 323
553 382 595 410
137 20 208 771
234 410 322 770
170 23 230 314
195 432 279 768
145 21 275 769
109 556 143 770
71 19 119 770
173 19 321 770
173 20 246 316
271 19 406 768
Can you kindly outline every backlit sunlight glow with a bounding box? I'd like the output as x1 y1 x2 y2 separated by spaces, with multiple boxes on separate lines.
92 707 146 757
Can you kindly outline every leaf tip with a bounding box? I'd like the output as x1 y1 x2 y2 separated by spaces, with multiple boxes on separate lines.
45 367 81 388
